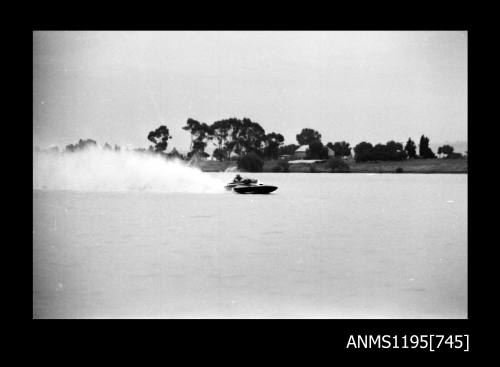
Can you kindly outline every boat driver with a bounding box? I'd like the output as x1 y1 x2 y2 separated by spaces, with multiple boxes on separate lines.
233 174 242 183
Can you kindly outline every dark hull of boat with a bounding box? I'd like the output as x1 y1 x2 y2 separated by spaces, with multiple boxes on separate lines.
233 185 278 194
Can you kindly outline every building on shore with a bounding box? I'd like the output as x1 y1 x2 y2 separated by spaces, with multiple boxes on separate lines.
294 145 309 158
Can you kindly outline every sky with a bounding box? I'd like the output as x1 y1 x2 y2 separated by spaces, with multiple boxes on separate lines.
33 31 467 153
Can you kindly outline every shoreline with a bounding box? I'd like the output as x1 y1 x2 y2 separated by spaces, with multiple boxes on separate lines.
195 158 468 174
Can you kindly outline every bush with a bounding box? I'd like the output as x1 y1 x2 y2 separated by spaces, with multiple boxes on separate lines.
306 141 329 159
328 157 350 172
354 141 407 162
237 152 264 172
279 160 289 172
353 142 374 162
395 167 404 173
309 164 318 173
445 152 463 159
271 160 289 172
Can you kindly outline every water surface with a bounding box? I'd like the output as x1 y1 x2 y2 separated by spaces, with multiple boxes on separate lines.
33 173 467 318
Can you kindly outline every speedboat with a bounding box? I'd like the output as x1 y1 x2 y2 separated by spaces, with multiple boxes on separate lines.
225 177 278 194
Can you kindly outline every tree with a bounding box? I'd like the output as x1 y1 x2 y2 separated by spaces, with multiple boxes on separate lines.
182 118 201 151
419 135 436 159
64 139 97 152
192 140 208 155
339 141 351 157
385 140 407 160
278 144 299 156
437 145 454 157
386 140 403 153
355 141 406 161
225 118 243 156
103 142 112 150
237 152 264 172
212 117 267 157
353 142 374 162
370 143 389 161
263 132 284 159
211 119 232 159
212 148 226 161
306 141 329 159
147 125 172 153
237 118 266 156
200 117 260 158
296 128 322 145
182 118 212 157
197 122 213 148
404 138 417 159
184 116 286 160
328 141 351 157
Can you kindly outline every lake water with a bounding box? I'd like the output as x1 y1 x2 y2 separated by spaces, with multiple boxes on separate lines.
33 173 467 318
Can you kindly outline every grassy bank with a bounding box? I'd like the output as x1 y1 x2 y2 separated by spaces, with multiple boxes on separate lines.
195 158 467 173
348 158 467 173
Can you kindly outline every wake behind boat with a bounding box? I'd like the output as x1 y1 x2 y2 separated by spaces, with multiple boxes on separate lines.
225 175 278 194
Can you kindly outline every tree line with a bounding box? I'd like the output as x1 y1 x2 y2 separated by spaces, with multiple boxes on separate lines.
181 117 286 161
352 136 465 162
50 118 465 162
